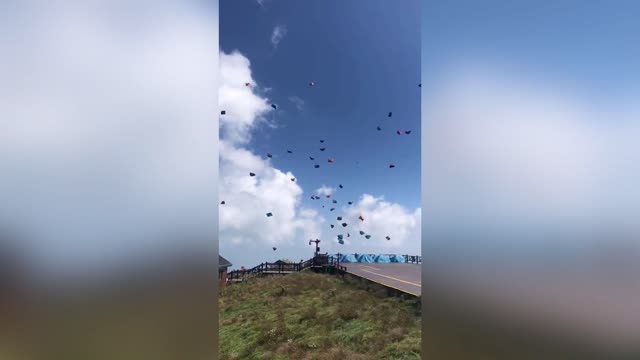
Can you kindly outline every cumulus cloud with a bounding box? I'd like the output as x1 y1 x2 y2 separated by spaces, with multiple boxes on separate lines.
271 25 287 48
218 51 325 260
315 186 335 197
218 51 421 265
338 194 421 253
0 0 219 278
219 141 312 246
219 51 273 144
424 64 640 229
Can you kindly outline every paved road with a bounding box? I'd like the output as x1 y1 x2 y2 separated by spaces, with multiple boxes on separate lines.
341 263 421 296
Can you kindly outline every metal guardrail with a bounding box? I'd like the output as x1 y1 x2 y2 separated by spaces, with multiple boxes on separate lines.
402 255 422 264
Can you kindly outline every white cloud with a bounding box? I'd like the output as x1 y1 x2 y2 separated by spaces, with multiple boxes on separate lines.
219 140 317 247
219 51 273 145
271 25 287 48
423 65 640 229
218 51 421 264
0 0 219 277
218 51 325 259
288 95 305 111
315 186 335 197
340 195 421 253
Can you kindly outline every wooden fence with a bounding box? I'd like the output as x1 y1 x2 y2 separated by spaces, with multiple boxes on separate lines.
226 254 420 284
226 255 346 284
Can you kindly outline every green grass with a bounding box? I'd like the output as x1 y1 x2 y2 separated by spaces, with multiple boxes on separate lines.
219 271 421 360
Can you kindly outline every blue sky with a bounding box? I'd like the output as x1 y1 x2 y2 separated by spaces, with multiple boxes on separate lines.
221 0 421 209
423 1 640 102
219 0 421 267
421 1 640 264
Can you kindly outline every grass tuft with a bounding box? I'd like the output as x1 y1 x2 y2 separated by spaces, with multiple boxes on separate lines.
219 272 421 360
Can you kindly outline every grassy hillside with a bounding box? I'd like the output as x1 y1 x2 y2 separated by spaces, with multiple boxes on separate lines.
219 271 421 360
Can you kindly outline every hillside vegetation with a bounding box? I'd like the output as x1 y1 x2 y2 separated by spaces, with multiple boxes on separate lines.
219 271 421 360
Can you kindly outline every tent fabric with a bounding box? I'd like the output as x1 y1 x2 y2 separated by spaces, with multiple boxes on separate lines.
340 254 358 263
374 254 391 263
356 254 374 263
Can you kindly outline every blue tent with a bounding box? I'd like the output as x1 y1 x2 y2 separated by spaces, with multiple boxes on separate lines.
374 254 391 263
356 254 374 263
389 254 406 263
340 254 357 263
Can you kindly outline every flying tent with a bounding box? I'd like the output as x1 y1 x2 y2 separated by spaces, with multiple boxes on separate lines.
390 255 406 263
249 172 256 176
287 150 293 153
365 235 371 239
314 165 320 168
309 156 315 160
267 153 273 158
332 200 337 204
221 110 226 115
271 104 277 109
377 126 381 131
266 212 273 217
388 112 393 117
359 231 365 235
320 148 326 151
374 254 391 263
356 254 374 263
337 216 342 221
220 201 225 205
340 254 357 263
405 130 412 134
339 184 343 189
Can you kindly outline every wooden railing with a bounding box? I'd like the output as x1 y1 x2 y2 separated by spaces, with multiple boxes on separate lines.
226 255 346 284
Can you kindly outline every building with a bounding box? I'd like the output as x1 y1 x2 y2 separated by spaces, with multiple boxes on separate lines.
218 255 232 289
